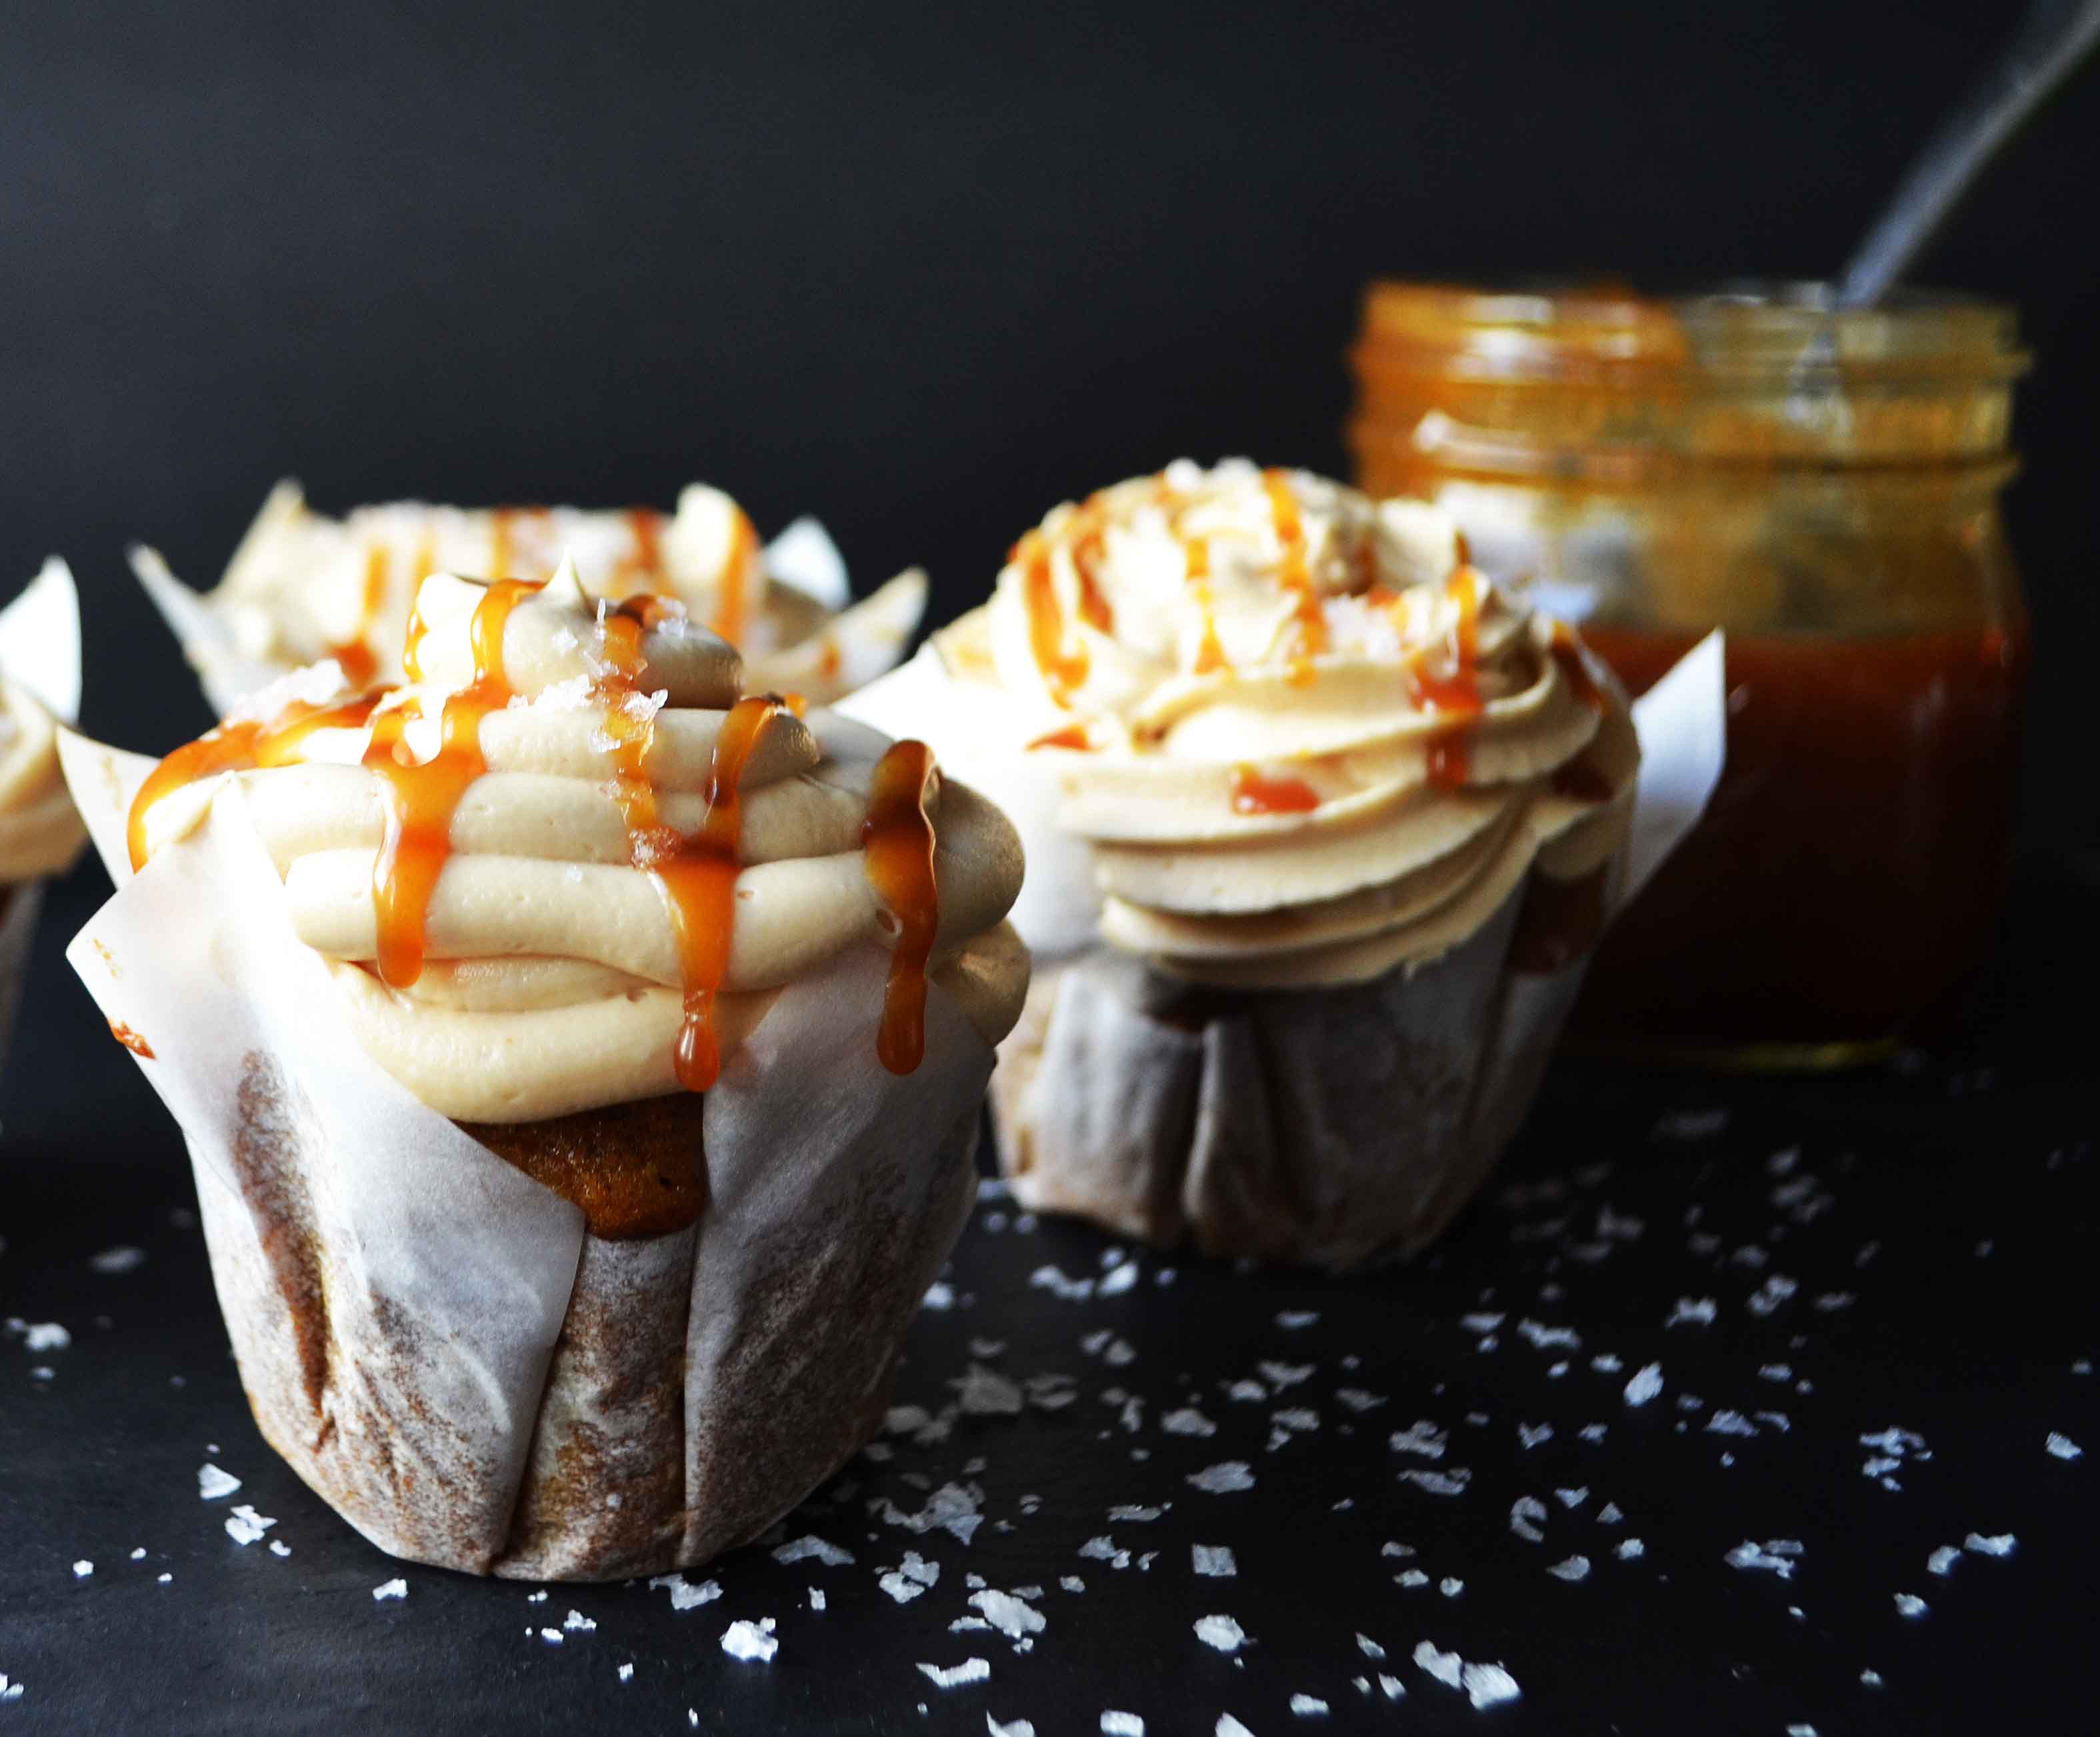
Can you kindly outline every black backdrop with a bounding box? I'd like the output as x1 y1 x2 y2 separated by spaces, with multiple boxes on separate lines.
5 0 2095 849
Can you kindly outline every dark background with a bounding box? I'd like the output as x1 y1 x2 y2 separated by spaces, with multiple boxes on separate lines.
3 0 2095 849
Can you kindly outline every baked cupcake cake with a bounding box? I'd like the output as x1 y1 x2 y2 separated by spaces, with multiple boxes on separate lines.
134 480 924 715
63 556 1026 1578
0 560 89 1070
850 459 1642 1270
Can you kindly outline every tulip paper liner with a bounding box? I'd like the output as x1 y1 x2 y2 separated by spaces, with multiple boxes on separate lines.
852 633 1726 1270
59 731 990 1579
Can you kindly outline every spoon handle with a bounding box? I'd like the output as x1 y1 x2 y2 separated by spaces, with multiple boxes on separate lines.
1837 0 2100 307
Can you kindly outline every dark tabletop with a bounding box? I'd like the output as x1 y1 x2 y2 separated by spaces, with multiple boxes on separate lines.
1 861 2095 1737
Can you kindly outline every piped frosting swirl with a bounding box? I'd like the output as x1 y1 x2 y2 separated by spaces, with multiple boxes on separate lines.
950 458 1635 989
128 561 1025 1121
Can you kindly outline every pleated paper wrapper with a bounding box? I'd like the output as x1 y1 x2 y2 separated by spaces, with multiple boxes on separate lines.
59 733 991 1580
0 560 83 1070
847 635 1725 1270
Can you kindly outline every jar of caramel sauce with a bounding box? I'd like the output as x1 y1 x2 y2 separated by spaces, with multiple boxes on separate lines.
1349 282 2029 1068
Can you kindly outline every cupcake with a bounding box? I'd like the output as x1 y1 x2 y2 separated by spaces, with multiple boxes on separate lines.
132 479 925 715
62 556 1026 1578
849 459 1659 1270
0 560 89 1068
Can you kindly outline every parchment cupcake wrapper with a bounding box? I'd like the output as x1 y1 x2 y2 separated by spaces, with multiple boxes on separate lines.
61 737 991 1580
0 879 43 1076
990 875 1590 1271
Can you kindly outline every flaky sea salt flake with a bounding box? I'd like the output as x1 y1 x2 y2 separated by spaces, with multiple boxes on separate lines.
721 1618 778 1662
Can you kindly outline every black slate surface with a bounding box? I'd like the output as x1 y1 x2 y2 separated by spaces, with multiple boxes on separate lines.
2 863 2095 1736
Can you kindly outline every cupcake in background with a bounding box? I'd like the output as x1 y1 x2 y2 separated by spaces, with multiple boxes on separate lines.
0 559 89 1070
63 554 1025 1578
845 459 1720 1270
132 480 925 715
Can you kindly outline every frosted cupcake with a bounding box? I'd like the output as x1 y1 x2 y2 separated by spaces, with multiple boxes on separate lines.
0 561 89 1070
851 459 1642 1270
133 480 925 715
64 558 1025 1578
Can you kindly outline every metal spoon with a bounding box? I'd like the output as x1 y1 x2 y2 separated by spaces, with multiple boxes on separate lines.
1837 0 2100 307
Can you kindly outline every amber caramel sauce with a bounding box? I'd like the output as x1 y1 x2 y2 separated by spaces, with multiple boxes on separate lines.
1027 723 1094 753
107 1021 155 1059
361 577 540 988
1261 469 1325 679
1407 566 1487 789
1185 535 1230 675
1573 625 2026 1048
1019 531 1088 705
709 504 759 647
1229 765 1322 816
862 739 940 1075
323 546 389 689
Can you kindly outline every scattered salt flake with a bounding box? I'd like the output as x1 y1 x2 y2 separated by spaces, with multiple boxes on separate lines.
1665 1298 1717 1329
197 1464 241 1501
1193 1544 1236 1578
772 1534 854 1567
1378 1675 1404 1700
527 1590 549 1603
1275 1310 1319 1329
1381 1542 1416 1559
1459 1312 1505 1334
1101 1714 1145 1736
1517 1319 1580 1350
922 1281 955 1311
1187 1462 1255 1494
1894 1594 1927 1618
0 1676 19 1702
1163 1408 1217 1438
372 1579 407 1601
989 1720 1036 1737
539 1628 564 1646
1077 1537 1130 1570
1099 1262 1139 1296
1597 1502 1624 1524
1813 1292 1855 1312
1336 1388 1386 1413
1579 1423 1608 1444
647 1574 723 1611
1413 1642 1463 1690
1518 1422 1553 1450
1440 1578 1463 1597
1109 1505 1163 1523
224 1506 275 1546
1510 1496 1549 1543
20 1323 69 1352
1759 1364 1793 1382
1624 1364 1663 1407
721 1618 778 1662
268 1541 291 1558
1463 1663 1521 1710
953 1365 1024 1416
875 1482 984 1543
157 1574 171 1584
1397 1468 1469 1496
1861 1670 1884 1688
970 1590 1045 1640
1357 1633 1386 1660
616 1662 634 1682
1396 1569 1429 1588
1226 1379 1266 1403
1257 1361 1313 1389
1725 1540 1803 1578
563 1609 595 1632
1194 1614 1247 1652
2045 1432 2083 1461
1748 1275 1799 1316
71 1560 93 1578
1965 1532 2016 1557
809 1588 826 1611
1273 1408 1318 1434
1215 1720 1253 1737
1289 1692 1329 1715
90 1247 145 1274
1591 1353 1623 1374
1388 1420 1447 1460
1925 1546 1961 1577
129 1548 145 1561
1615 1538 1645 1560
918 1657 989 1688
1787 1726 1817 1736
1706 1410 1757 1438
1554 1487 1588 1508
1030 1265 1095 1302
1547 1555 1590 1582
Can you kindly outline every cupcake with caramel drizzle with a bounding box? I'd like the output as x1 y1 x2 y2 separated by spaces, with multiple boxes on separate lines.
81 553 1025 1580
856 459 1641 1269
127 555 1025 1127
133 479 927 718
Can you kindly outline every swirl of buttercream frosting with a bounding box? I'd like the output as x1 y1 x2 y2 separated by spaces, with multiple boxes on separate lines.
128 558 1026 1121
949 457 1637 990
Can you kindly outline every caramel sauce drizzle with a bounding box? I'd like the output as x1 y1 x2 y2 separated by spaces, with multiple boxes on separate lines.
107 1021 155 1059
709 504 759 647
361 577 540 987
487 507 518 583
1229 764 1322 815
1017 529 1088 707
1185 535 1230 675
1409 564 1487 790
325 545 388 689
1070 506 1116 635
1261 468 1325 681
611 507 668 591
125 691 386 874
1027 723 1095 753
862 739 940 1075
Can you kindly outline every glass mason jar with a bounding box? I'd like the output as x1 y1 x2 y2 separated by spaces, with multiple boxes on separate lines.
1349 281 2029 1068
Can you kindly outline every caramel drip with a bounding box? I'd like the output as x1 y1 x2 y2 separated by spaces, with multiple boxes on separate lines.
125 691 387 872
1549 620 1609 714
862 739 939 1075
1018 530 1087 706
1411 565 1487 791
361 578 539 987
1027 723 1094 753
1185 535 1229 675
657 695 783 1091
325 546 388 688
107 1021 155 1059
818 637 842 682
1229 764 1322 815
612 507 668 591
488 508 517 582
709 504 759 647
1071 507 1116 634
1261 468 1325 679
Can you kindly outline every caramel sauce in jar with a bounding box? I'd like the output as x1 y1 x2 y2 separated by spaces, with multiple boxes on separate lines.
1351 281 2031 1065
